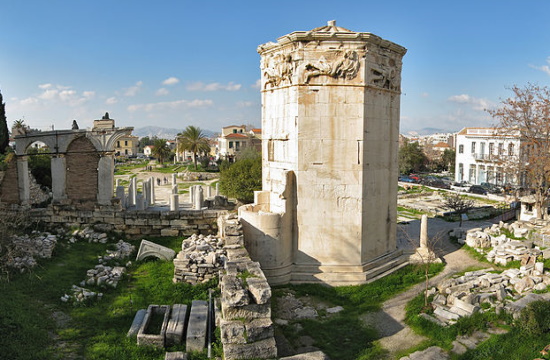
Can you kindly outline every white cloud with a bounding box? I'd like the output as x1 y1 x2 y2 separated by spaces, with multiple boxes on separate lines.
127 99 213 112
447 94 492 111
252 79 261 89
187 81 241 92
29 84 95 106
529 57 550 76
237 101 253 108
162 77 180 86
156 88 169 96
106 97 118 105
38 83 53 90
124 81 143 96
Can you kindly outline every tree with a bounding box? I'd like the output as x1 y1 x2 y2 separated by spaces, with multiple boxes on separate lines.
178 126 210 170
219 152 262 203
151 138 171 164
0 90 8 154
441 148 456 172
443 193 475 227
398 139 427 175
488 84 550 219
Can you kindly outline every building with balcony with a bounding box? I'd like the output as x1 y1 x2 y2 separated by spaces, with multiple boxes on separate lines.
216 125 261 160
455 127 521 186
114 134 139 156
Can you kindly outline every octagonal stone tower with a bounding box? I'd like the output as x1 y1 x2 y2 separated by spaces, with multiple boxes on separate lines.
240 21 407 285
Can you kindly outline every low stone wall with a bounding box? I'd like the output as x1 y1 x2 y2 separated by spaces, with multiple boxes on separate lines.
3 205 227 238
217 214 277 360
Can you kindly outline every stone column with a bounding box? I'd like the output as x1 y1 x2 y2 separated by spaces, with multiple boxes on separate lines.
136 193 145 210
51 156 67 201
420 214 428 249
170 194 179 211
172 173 177 185
128 177 137 207
172 185 178 195
16 156 30 204
116 185 126 208
144 180 151 207
97 154 115 205
194 186 204 210
215 182 219 196
190 185 196 205
206 185 212 198
150 177 155 204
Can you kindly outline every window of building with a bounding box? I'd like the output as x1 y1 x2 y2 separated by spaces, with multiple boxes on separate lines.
489 143 494 155
471 142 476 154
125 149 128 155
117 141 120 147
235 141 240 150
469 164 476 183
508 143 515 156
498 143 504 155
458 144 464 154
229 141 233 149
124 140 128 146
233 129 237 133
458 163 464 182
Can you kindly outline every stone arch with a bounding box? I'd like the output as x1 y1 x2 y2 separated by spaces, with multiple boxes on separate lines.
66 136 99 208
136 240 176 261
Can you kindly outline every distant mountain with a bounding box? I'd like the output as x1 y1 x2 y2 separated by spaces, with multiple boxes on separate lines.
132 126 217 139
405 127 457 136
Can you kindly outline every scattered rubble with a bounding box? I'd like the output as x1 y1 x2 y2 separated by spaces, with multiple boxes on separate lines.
5 232 58 272
173 233 227 284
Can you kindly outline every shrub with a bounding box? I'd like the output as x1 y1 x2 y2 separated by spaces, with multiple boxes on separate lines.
517 300 550 335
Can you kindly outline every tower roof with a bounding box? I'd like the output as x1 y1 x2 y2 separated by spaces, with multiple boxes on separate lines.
258 20 406 55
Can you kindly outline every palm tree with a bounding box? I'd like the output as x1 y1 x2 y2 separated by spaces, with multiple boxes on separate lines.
178 126 210 169
151 138 171 164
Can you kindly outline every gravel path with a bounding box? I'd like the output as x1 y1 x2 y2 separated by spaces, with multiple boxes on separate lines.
364 217 494 358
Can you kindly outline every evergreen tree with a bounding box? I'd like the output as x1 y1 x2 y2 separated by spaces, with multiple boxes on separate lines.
0 90 9 154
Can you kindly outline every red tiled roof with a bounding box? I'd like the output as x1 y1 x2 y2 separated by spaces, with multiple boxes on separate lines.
225 133 248 139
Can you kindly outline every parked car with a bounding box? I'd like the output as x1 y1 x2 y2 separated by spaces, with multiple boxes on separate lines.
408 174 421 182
450 181 472 192
480 182 502 194
469 185 488 195
398 175 415 183
421 176 450 189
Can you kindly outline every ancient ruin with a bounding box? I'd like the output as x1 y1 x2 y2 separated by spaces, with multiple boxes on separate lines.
240 21 408 285
1 113 132 209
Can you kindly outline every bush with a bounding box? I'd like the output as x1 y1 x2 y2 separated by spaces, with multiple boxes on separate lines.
517 300 550 335
219 155 261 203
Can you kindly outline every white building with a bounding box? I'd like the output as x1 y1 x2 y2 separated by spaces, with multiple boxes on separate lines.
216 125 261 160
455 127 521 186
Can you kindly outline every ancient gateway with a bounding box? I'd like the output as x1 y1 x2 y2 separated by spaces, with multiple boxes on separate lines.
0 114 132 209
240 21 408 285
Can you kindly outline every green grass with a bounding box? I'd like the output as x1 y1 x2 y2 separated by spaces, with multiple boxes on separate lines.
0 235 219 360
273 263 445 360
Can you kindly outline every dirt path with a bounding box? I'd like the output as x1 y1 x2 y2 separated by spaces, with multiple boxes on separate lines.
364 218 494 358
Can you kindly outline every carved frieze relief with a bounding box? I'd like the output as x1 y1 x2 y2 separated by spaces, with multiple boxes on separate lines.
302 50 361 84
262 53 295 89
369 55 402 91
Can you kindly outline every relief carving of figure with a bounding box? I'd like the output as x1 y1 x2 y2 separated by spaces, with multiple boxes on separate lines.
263 54 294 89
303 50 360 84
370 57 401 91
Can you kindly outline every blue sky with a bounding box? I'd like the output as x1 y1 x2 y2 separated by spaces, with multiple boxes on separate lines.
1 0 550 135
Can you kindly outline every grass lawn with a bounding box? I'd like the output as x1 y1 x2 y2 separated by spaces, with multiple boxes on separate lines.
2 228 447 360
274 263 445 360
0 235 218 360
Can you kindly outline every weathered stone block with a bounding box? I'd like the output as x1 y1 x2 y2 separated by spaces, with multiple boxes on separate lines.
247 277 272 305
166 304 188 346
137 305 170 348
221 302 271 321
223 337 277 360
127 309 147 338
186 300 209 352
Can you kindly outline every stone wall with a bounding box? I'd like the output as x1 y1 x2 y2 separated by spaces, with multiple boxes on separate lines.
66 136 99 209
217 214 277 360
0 157 19 204
3 205 226 238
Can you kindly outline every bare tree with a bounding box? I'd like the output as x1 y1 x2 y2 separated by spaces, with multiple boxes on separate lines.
488 84 550 219
443 193 475 227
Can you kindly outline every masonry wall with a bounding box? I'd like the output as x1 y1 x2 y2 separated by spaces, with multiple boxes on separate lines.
10 206 226 238
66 136 99 209
0 157 19 204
